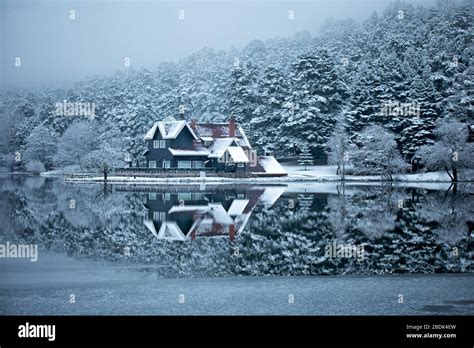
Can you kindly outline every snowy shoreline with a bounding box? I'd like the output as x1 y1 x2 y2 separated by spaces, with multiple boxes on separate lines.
35 165 474 184
61 174 472 185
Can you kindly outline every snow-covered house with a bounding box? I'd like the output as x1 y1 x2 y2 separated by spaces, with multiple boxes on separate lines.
142 115 287 176
143 116 251 172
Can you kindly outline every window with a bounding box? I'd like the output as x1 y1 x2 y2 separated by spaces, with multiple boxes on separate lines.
178 161 191 169
149 161 157 168
163 160 170 169
164 193 171 201
178 193 192 201
193 193 205 200
237 163 245 168
153 212 166 221
149 193 156 200
153 140 166 148
193 161 205 168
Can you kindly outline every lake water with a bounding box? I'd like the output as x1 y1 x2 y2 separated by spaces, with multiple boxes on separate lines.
1 176 472 278
1 176 473 315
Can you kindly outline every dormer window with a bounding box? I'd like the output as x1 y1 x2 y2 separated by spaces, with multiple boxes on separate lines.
200 137 214 147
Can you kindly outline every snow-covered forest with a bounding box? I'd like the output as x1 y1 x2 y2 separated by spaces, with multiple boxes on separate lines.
0 1 473 176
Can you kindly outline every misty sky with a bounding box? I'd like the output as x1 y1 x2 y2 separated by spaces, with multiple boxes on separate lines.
1 0 437 89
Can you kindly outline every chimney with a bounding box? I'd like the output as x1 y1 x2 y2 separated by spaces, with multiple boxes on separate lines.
178 105 185 120
229 116 236 138
190 118 197 131
229 224 235 241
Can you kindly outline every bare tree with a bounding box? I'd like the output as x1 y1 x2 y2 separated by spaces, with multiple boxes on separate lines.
416 119 474 182
327 116 349 180
80 143 123 181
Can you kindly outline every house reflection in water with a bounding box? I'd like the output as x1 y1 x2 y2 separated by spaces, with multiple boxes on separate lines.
142 185 286 241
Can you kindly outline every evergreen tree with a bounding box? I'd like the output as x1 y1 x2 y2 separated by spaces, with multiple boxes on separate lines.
228 62 260 124
298 144 314 171
250 66 288 155
280 49 345 159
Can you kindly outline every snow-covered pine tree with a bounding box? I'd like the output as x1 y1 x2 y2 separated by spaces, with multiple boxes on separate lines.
298 144 314 171
280 49 345 161
228 61 260 124
250 66 289 155
398 64 440 161
346 61 381 144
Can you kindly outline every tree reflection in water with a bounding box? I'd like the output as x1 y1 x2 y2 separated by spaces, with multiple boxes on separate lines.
0 177 472 277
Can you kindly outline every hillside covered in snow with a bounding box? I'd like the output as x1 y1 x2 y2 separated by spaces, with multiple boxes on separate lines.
0 1 472 171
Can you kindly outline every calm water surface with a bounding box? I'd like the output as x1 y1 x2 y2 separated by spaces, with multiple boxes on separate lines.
1 176 472 278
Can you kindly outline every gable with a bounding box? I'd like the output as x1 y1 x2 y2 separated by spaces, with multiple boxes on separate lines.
179 124 196 142
144 120 198 141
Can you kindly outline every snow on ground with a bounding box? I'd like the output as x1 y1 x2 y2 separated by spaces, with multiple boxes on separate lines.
65 175 279 184
38 163 470 185
284 165 458 182
393 171 451 181
63 167 462 184
284 164 337 178
40 165 81 177
0 253 472 315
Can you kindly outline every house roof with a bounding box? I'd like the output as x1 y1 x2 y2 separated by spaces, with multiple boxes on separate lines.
194 122 251 148
209 204 235 224
144 219 158 237
144 120 198 140
154 221 187 241
144 119 255 162
227 199 250 216
144 217 187 241
144 119 251 148
258 186 287 206
226 146 250 163
168 148 210 157
207 138 237 158
252 156 288 176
